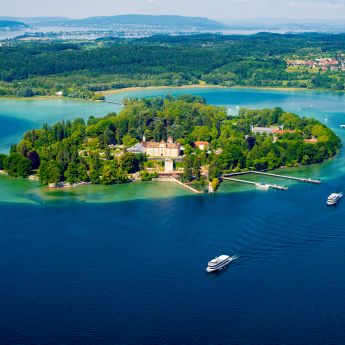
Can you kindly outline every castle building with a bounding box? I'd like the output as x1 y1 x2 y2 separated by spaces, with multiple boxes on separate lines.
143 136 181 158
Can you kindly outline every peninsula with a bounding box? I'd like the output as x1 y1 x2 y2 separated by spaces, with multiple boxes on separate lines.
2 33 345 100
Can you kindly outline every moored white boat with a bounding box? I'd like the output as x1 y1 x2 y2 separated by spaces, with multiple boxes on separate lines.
206 255 233 273
255 183 270 191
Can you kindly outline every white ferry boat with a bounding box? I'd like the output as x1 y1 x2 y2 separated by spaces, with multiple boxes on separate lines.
206 255 232 273
327 193 343 206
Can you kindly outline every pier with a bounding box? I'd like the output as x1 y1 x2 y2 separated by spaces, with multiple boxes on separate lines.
154 177 203 194
223 177 288 191
251 171 321 184
171 178 204 194
223 170 321 184
101 100 123 106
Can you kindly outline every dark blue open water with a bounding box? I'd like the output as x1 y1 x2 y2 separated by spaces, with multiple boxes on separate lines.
1 88 345 344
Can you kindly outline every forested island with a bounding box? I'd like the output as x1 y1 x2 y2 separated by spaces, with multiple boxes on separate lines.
2 33 345 99
0 96 340 188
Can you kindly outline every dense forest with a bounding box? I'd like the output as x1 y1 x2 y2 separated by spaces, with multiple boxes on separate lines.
0 96 340 186
1 33 345 98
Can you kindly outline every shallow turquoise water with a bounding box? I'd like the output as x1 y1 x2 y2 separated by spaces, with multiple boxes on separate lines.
0 98 120 153
1 88 345 344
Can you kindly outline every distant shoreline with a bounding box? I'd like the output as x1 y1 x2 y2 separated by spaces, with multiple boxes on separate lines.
0 85 340 102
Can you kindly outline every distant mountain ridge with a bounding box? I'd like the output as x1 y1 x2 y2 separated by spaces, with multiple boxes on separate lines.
0 15 228 29
72 15 227 29
218 18 345 32
0 20 28 29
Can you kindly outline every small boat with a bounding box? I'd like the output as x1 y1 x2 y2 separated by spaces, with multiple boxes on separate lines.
206 255 233 273
340 125 345 128
256 183 270 191
327 192 343 206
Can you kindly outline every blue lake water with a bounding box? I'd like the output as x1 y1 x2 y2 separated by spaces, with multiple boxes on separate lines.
1 88 345 344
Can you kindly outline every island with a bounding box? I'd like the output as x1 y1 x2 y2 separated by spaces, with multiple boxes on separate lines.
0 95 341 191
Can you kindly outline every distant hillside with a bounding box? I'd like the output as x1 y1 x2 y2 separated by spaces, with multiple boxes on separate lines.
0 20 28 29
2 15 228 29
72 15 228 29
218 18 345 33
0 17 69 26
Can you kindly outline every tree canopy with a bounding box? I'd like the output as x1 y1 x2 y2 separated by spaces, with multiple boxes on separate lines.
1 96 341 184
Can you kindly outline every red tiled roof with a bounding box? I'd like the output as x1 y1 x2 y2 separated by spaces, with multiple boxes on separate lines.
194 141 210 146
272 129 296 134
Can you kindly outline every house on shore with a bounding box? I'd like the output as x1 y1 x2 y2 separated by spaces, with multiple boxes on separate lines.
194 141 210 151
128 136 181 158
251 125 296 135
251 126 274 135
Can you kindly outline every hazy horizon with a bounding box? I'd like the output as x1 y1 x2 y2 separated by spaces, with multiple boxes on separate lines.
3 0 345 20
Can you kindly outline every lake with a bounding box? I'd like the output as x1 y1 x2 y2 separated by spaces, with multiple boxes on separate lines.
1 88 345 344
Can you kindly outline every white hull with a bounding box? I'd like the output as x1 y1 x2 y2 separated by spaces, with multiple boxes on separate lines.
327 193 343 206
206 257 232 273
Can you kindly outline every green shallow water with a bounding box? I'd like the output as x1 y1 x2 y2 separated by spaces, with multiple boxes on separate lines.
0 177 191 205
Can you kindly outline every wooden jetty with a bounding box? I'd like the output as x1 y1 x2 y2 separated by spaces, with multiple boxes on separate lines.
251 171 321 184
223 170 321 184
171 178 204 194
154 177 203 194
223 177 288 191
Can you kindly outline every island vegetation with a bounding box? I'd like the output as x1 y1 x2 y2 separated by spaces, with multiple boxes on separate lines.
0 96 340 187
2 33 345 99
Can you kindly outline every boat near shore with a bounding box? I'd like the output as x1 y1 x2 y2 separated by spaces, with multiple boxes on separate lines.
327 192 343 206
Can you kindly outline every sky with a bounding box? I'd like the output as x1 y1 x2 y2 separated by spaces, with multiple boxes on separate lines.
4 0 345 20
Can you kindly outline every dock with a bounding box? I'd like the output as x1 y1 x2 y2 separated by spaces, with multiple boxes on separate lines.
171 178 204 194
223 170 321 184
223 177 288 191
101 100 123 106
251 171 321 184
154 177 203 194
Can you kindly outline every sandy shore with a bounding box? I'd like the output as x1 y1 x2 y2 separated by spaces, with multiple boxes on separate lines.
101 84 315 96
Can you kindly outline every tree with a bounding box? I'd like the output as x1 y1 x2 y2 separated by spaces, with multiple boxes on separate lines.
78 164 89 182
208 159 220 180
101 162 117 185
89 153 101 184
193 156 202 181
44 161 63 184
3 153 32 177
64 162 79 184
245 135 256 150
38 161 50 184
104 146 112 160
0 154 7 170
122 134 138 147
181 155 193 182
27 150 40 170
